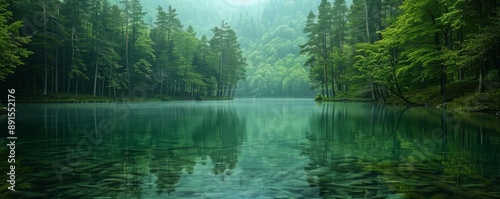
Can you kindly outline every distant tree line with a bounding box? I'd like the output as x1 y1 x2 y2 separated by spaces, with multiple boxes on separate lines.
235 0 317 98
301 0 499 102
0 0 246 99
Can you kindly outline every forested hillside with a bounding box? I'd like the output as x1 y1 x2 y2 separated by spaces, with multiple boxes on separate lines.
235 0 319 97
0 0 247 99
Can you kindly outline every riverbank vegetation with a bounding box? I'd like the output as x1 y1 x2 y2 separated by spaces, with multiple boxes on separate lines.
302 0 499 111
0 0 246 100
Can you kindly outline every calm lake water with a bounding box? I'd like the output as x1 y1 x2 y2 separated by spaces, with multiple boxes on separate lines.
2 98 500 198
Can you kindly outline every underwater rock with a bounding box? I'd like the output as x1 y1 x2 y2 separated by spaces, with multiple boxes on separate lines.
386 193 406 199
287 179 306 187
331 157 358 163
273 194 291 199
301 186 320 197
308 167 329 177
333 172 369 181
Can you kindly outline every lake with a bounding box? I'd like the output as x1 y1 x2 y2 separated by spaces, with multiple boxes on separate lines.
2 99 500 198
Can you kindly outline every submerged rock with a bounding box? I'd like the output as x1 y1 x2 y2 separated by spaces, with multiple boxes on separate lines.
273 194 290 199
386 193 406 199
308 167 330 177
301 186 320 197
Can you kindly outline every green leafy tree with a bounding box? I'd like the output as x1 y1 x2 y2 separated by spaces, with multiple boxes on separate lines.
0 0 31 81
210 21 246 97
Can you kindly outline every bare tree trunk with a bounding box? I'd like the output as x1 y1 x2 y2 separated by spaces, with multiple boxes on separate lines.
126 33 131 97
93 15 99 97
231 81 238 98
75 76 79 97
364 0 371 43
101 69 106 96
68 27 75 94
323 32 330 98
160 67 163 95
377 0 382 40
93 59 99 96
43 0 48 95
55 46 59 93
62 44 65 93
478 70 483 93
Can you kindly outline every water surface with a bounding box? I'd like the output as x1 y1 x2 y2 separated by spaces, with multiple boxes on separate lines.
2 99 500 198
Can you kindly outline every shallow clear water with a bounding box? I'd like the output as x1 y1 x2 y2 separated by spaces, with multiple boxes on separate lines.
2 98 500 198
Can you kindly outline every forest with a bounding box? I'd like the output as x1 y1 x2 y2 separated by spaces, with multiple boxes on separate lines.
300 0 500 110
0 0 499 108
0 0 247 100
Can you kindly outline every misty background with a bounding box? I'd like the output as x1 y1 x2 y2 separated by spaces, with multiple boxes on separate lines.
108 0 351 97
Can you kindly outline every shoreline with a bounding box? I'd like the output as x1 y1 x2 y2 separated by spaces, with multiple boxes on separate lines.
316 97 500 116
1 93 499 116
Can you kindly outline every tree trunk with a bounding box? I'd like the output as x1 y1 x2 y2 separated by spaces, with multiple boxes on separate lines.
55 46 59 93
93 16 99 97
478 70 483 93
93 58 99 96
51 48 55 92
75 76 79 97
62 44 65 93
371 80 375 101
330 62 335 96
43 0 48 96
126 33 131 97
378 86 386 102
231 81 238 98
69 27 76 94
321 83 325 97
364 0 371 43
160 67 163 95
101 69 106 96
377 0 382 40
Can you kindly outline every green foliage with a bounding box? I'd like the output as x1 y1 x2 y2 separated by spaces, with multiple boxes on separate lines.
234 1 316 98
449 89 500 112
314 94 323 101
0 0 31 81
299 0 499 107
209 22 247 97
2 0 498 106
1 0 246 99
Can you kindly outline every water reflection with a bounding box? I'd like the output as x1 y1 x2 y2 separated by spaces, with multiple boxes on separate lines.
1 100 500 198
303 102 500 198
3 102 245 198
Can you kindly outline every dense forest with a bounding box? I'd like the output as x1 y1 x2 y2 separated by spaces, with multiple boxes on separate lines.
235 0 319 98
300 0 499 106
0 0 499 105
0 0 247 99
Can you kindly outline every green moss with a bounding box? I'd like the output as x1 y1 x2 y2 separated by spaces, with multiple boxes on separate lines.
448 89 500 112
320 91 373 102
316 81 500 114
387 81 478 105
